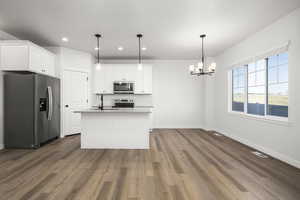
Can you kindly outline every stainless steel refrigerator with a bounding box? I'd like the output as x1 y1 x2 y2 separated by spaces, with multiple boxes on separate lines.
4 72 60 148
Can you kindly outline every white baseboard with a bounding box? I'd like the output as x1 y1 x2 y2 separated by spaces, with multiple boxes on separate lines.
214 128 300 169
153 126 205 129
0 143 3 150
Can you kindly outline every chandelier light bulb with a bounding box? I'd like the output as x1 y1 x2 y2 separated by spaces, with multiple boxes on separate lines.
198 62 204 69
189 65 195 72
211 62 216 70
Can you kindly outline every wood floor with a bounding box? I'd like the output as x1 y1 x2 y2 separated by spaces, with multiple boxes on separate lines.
0 129 300 200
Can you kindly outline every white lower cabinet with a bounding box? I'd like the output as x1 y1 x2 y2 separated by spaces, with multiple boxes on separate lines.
0 40 56 77
93 64 152 94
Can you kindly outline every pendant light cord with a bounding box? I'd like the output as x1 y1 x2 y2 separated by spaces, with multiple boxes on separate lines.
201 35 204 65
138 36 141 64
137 34 143 65
97 36 100 63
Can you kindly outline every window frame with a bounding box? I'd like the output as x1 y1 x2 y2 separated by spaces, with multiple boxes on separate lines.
231 66 246 113
228 52 289 123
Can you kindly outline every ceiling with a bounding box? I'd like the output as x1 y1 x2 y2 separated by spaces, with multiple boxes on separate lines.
0 0 299 59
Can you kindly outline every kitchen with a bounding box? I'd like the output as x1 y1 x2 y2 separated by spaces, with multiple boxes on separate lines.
1 0 300 199
0 37 155 149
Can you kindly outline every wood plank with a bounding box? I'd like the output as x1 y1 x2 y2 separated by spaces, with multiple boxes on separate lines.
0 129 299 200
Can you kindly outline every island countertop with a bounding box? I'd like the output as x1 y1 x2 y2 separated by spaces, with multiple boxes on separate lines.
78 106 152 149
74 107 152 113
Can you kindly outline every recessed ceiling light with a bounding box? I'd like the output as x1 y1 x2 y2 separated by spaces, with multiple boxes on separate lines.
142 47 147 51
94 47 99 51
62 37 69 42
118 46 124 51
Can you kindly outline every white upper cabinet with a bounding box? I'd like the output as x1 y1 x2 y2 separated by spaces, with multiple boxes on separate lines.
103 66 113 94
143 65 153 94
92 64 152 94
135 68 144 94
0 40 56 76
93 65 113 94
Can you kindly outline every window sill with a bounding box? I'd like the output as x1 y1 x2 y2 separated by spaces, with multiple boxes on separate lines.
228 111 291 127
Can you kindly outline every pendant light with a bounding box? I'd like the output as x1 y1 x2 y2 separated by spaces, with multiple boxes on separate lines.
95 34 102 70
137 34 143 70
189 34 216 76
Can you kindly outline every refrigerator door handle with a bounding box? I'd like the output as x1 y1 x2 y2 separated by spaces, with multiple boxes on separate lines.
47 86 53 120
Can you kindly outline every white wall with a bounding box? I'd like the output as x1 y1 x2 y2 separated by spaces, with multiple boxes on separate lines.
0 30 18 40
0 30 18 149
92 59 205 128
209 8 300 168
46 47 93 77
152 60 204 128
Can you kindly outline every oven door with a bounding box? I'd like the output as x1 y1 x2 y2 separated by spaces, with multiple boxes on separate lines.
113 82 134 94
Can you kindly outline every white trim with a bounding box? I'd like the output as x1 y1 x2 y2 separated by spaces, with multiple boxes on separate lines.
0 144 3 150
214 128 300 169
227 70 232 112
63 67 90 73
229 41 290 69
228 111 290 126
152 126 206 130
61 68 90 137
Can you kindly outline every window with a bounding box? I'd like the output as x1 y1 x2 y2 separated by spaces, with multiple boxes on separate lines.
267 53 288 117
232 67 246 112
247 60 266 116
229 52 288 119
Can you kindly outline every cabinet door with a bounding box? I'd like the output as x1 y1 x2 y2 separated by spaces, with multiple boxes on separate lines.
0 45 29 69
135 68 144 93
125 65 136 81
103 66 113 94
93 66 105 94
45 53 55 76
112 65 126 81
143 65 152 94
30 46 44 73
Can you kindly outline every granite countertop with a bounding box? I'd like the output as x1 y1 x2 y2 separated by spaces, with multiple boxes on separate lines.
74 107 153 113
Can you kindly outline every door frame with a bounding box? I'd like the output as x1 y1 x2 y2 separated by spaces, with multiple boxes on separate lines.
61 68 90 137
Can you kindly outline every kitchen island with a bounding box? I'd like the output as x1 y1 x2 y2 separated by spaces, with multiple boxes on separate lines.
75 108 152 149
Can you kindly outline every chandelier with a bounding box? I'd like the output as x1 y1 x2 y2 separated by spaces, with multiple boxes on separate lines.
189 34 216 76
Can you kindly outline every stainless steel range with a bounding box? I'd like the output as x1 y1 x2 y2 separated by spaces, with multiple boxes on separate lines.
113 99 134 108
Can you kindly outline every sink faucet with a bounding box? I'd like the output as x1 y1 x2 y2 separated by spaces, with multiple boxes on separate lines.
99 94 104 110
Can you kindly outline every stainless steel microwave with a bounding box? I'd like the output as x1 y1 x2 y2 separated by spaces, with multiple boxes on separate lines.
113 81 134 94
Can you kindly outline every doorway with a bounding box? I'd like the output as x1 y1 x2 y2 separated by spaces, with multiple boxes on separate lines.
62 69 89 136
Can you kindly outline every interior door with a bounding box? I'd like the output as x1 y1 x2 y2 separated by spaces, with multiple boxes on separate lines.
63 70 88 136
